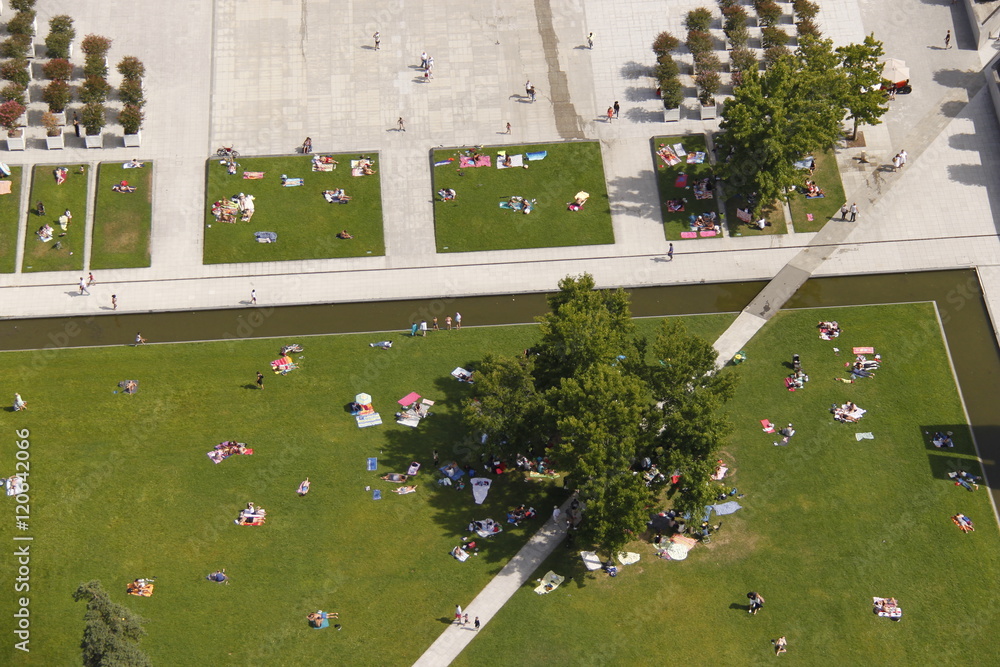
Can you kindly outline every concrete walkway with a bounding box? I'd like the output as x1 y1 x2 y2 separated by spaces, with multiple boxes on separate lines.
412 497 573 667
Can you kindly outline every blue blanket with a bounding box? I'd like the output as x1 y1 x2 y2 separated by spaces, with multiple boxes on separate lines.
439 465 465 481
367 457 377 471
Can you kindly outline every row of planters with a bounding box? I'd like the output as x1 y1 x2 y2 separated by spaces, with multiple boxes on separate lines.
0 4 147 149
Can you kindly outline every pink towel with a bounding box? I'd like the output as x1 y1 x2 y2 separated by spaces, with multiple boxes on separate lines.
699 231 717 237
475 155 491 167
459 156 475 168
243 172 265 179
680 232 697 238
674 174 688 188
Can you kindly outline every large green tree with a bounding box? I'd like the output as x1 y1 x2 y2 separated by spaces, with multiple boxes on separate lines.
463 353 546 450
836 33 888 140
73 580 150 667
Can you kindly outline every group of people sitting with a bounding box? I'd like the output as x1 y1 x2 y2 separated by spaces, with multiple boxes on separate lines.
36 224 54 241
208 441 252 464
311 155 339 171
437 188 456 201
932 431 954 448
832 401 866 422
848 354 880 380
323 189 351 203
567 192 589 211
506 195 534 214
691 211 719 232
873 597 902 620
693 177 713 200
802 179 825 198
307 610 339 628
469 518 502 535
211 193 256 223
817 321 841 339
111 180 137 193
235 502 266 526
786 368 809 390
127 578 154 597
506 505 537 526
948 470 981 491
270 354 296 374
665 198 686 212
952 513 975 533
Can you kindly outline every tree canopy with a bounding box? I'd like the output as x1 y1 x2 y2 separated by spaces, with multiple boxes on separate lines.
73 580 150 667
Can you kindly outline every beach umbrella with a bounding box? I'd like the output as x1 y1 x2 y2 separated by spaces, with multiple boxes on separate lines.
355 392 372 405
881 58 909 83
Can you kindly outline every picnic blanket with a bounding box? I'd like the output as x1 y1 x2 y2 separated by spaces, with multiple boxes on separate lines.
856 432 875 441
281 178 304 187
761 419 776 433
711 465 728 481
312 163 334 172
5 475 23 496
356 413 382 428
853 346 875 355
686 151 706 164
534 571 565 594
367 457 378 471
499 200 530 211
497 154 523 169
243 172 265 179
470 518 502 537
434 158 455 167
396 414 420 428
123 161 143 169
398 392 421 406
660 535 699 560
407 461 421 476
708 501 743 516
617 552 641 566
471 477 492 505
793 157 814 170
372 489 381 500
440 465 465 481
580 551 603 571
526 151 547 161
672 143 687 157
674 173 688 188
451 367 473 382
458 155 492 168
0 180 13 195
657 146 681 167
452 546 470 562
393 485 417 495
55 167 68 184
255 231 277 243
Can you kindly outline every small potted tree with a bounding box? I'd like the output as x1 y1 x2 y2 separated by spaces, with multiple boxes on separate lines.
45 15 75 59
1 83 26 106
42 80 72 119
0 59 31 89
79 76 110 105
42 110 64 149
117 56 145 81
655 55 683 121
119 105 143 147
695 52 722 119
81 101 106 148
0 35 32 60
0 100 26 150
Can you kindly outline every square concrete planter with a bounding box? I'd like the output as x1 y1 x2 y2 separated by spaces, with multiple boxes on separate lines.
664 107 681 122
699 103 718 120
6 133 25 151
84 133 103 149
45 133 65 149
123 131 141 148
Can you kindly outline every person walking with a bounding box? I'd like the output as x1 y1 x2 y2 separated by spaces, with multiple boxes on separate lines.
525 80 532 97
462 613 469 626
454 604 463 624
256 371 264 390
505 122 511 135
667 243 674 261
72 112 80 137
373 31 380 50
410 322 419 337
587 32 595 49
849 202 859 222
474 617 481 630
899 149 907 168
397 117 406 132
250 289 257 305
135 332 146 346
613 101 620 118
111 294 117 311
945 30 951 49
420 51 428 68
552 505 561 523
528 86 536 102
747 591 765 614
78 277 89 295
87 272 96 287
607 106 614 121
455 312 462 329
420 320 428 336
841 203 849 220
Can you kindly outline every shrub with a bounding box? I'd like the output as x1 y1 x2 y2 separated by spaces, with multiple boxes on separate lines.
0 100 25 131
793 0 820 20
723 5 748 30
79 76 110 104
6 11 36 37
0 35 32 60
80 34 112 58
45 32 72 59
761 26 790 49
756 0 782 28
0 83 25 105
686 30 714 58
730 47 758 72
696 70 722 105
41 110 62 136
119 104 144 134
685 7 714 32
42 58 73 81
81 102 106 134
652 32 680 57
0 59 30 88
661 75 684 110
9 0 36 10
84 57 108 79
724 20 750 48
764 44 791 68
796 17 821 37
717 0 740 9
117 56 145 81
48 14 75 37
42 80 72 112
695 51 721 74
119 79 145 107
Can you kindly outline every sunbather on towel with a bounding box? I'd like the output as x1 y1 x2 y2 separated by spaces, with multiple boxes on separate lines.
369 341 392 349
381 473 408 482
324 189 351 203
337 230 353 239
112 180 137 193
393 485 418 494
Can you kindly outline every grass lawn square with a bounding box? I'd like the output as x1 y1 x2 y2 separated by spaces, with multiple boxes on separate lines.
431 142 614 252
652 134 721 241
22 164 88 273
787 147 847 232
724 196 788 237
203 154 384 264
0 164 22 273
457 304 1000 666
91 161 154 269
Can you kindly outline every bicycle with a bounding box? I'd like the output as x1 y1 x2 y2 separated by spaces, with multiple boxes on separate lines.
217 146 240 159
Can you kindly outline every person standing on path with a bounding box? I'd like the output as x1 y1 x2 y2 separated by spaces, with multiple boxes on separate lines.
667 243 674 261
420 320 428 336
613 101 620 118
250 289 257 305
849 202 859 222
373 31 380 50
899 149 907 168
455 312 462 329
529 86 536 102
607 106 614 122
432 317 439 330
525 80 532 97
397 117 406 132
587 32 594 49
945 30 951 49
454 604 462 624
410 322 419 337
840 203 849 220
462 613 469 626
505 122 511 134
445 315 453 330
474 617 480 630
87 272 96 287
747 591 765 614
891 154 901 172
256 371 264 389
111 294 117 310
73 112 80 137
552 506 561 523
78 277 89 295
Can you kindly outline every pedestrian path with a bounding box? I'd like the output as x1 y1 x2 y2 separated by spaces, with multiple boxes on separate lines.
412 498 574 666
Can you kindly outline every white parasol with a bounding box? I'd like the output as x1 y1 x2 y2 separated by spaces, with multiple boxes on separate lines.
355 392 372 405
881 58 909 83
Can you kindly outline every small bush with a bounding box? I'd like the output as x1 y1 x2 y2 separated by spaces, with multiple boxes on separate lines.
0 35 32 60
696 71 722 105
793 0 820 20
655 54 680 81
41 110 62 136
81 101 106 134
6 11 36 37
796 17 821 37
119 104 144 135
730 47 758 73
761 26 790 49
764 44 791 68
685 7 714 32
9 0 36 10
42 80 72 112
756 0 782 28
48 14 75 37
724 21 750 48
686 30 714 57
119 79 145 107
0 83 25 105
695 51 721 74
42 58 73 81
117 56 145 81
0 59 30 88
652 32 681 57
661 76 684 110
45 32 73 59
83 57 108 79
717 0 740 9
81 34 112 58
79 76 110 104
723 5 748 30
0 99 25 131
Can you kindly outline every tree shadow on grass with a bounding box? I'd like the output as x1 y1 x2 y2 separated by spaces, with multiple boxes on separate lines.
919 424 987 487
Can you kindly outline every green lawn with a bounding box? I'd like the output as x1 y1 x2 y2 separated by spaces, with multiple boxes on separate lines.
431 142 614 252
458 304 1000 666
22 164 88 273
91 161 154 269
0 164 22 273
725 196 788 237
787 147 847 232
203 155 384 264
652 134 722 241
